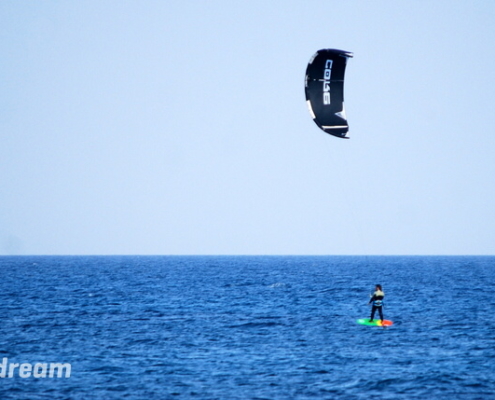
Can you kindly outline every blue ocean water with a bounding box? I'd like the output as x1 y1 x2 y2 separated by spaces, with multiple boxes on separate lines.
0 256 494 399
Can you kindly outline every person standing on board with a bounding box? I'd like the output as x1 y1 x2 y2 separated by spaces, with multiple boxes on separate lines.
368 284 385 323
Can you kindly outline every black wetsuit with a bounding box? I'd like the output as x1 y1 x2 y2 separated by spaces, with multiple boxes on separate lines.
369 291 384 321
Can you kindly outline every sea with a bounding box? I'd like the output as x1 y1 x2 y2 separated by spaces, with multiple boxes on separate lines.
1 255 494 399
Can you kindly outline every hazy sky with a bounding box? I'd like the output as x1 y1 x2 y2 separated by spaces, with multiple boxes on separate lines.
2 1 495 255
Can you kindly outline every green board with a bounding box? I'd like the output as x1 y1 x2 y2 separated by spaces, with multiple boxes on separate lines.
357 318 393 327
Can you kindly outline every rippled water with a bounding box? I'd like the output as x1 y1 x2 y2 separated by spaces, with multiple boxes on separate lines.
1 256 494 399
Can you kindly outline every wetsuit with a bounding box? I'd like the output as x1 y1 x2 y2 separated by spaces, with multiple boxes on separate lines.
369 290 384 322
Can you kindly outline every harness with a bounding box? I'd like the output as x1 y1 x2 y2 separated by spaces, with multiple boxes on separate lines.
371 290 384 307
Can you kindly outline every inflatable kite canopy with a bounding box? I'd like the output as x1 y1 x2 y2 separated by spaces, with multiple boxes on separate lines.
305 49 353 138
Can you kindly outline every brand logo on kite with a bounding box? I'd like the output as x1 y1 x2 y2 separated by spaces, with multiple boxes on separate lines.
323 60 333 105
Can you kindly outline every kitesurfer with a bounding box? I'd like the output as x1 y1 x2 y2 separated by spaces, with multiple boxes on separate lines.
368 284 384 323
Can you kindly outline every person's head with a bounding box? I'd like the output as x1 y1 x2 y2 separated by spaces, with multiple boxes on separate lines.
375 284 382 291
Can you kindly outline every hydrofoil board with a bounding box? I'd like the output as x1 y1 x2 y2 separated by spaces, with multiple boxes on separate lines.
357 318 393 327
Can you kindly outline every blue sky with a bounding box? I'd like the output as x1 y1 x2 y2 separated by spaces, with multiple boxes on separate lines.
1 1 495 255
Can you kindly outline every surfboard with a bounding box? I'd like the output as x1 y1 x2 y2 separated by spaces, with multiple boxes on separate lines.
357 318 393 327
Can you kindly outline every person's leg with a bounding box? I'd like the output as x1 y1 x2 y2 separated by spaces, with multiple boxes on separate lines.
370 306 376 321
378 306 384 322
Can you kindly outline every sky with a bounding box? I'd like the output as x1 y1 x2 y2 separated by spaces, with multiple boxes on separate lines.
1 1 495 255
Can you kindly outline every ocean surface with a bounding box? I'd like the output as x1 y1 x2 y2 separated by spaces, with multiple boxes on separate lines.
1 256 494 399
